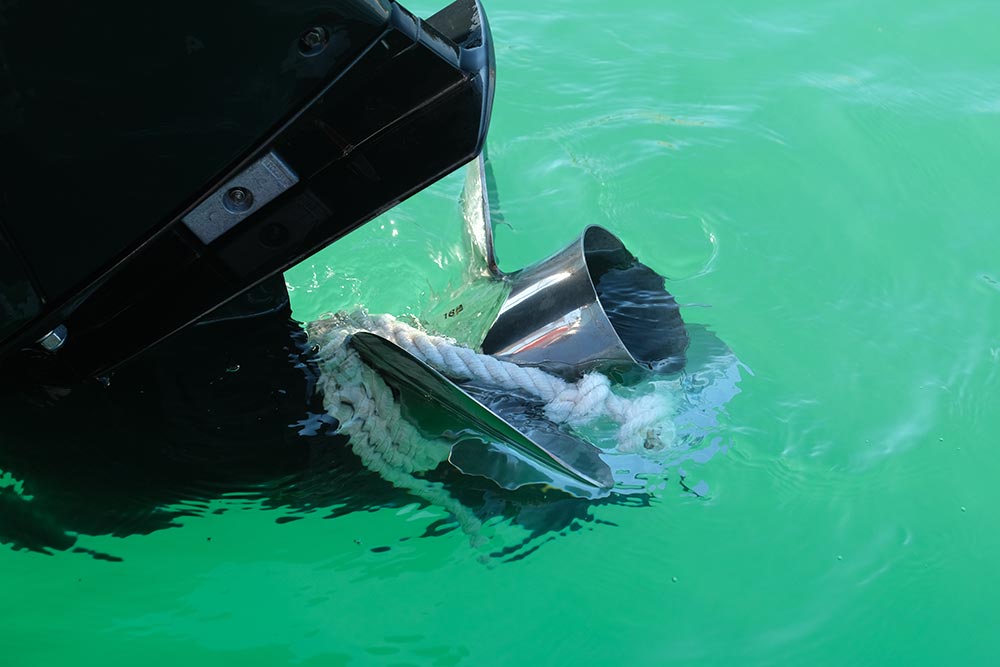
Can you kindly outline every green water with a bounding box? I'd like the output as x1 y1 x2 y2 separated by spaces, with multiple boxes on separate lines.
5 0 1000 664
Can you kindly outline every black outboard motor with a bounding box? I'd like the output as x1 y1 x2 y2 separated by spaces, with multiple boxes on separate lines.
0 0 494 387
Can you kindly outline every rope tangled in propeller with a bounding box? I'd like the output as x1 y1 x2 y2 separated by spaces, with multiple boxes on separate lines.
307 310 677 542
310 310 676 453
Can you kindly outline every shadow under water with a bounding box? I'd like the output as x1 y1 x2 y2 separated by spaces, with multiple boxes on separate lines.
0 294 740 563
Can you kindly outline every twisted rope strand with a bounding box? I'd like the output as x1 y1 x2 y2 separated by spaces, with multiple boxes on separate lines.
311 311 675 453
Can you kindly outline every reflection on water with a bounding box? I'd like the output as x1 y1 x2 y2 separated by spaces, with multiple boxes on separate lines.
0 297 742 562
0 311 347 558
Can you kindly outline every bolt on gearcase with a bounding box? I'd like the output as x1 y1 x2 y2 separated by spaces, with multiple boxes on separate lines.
0 0 494 386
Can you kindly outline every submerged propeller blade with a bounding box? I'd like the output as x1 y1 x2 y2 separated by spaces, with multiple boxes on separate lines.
452 383 614 494
349 332 613 499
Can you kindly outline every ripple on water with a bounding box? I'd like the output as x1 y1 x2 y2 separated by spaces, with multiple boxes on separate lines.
981 273 1000 292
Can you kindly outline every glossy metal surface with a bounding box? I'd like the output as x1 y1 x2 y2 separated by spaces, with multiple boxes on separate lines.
36 325 68 352
461 148 503 279
464 153 687 381
481 225 656 380
349 332 614 499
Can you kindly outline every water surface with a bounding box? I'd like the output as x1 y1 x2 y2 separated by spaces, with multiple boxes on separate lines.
4 0 1000 664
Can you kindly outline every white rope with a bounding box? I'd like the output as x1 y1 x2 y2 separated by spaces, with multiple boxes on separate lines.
308 315 487 542
306 309 676 545
309 310 676 454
